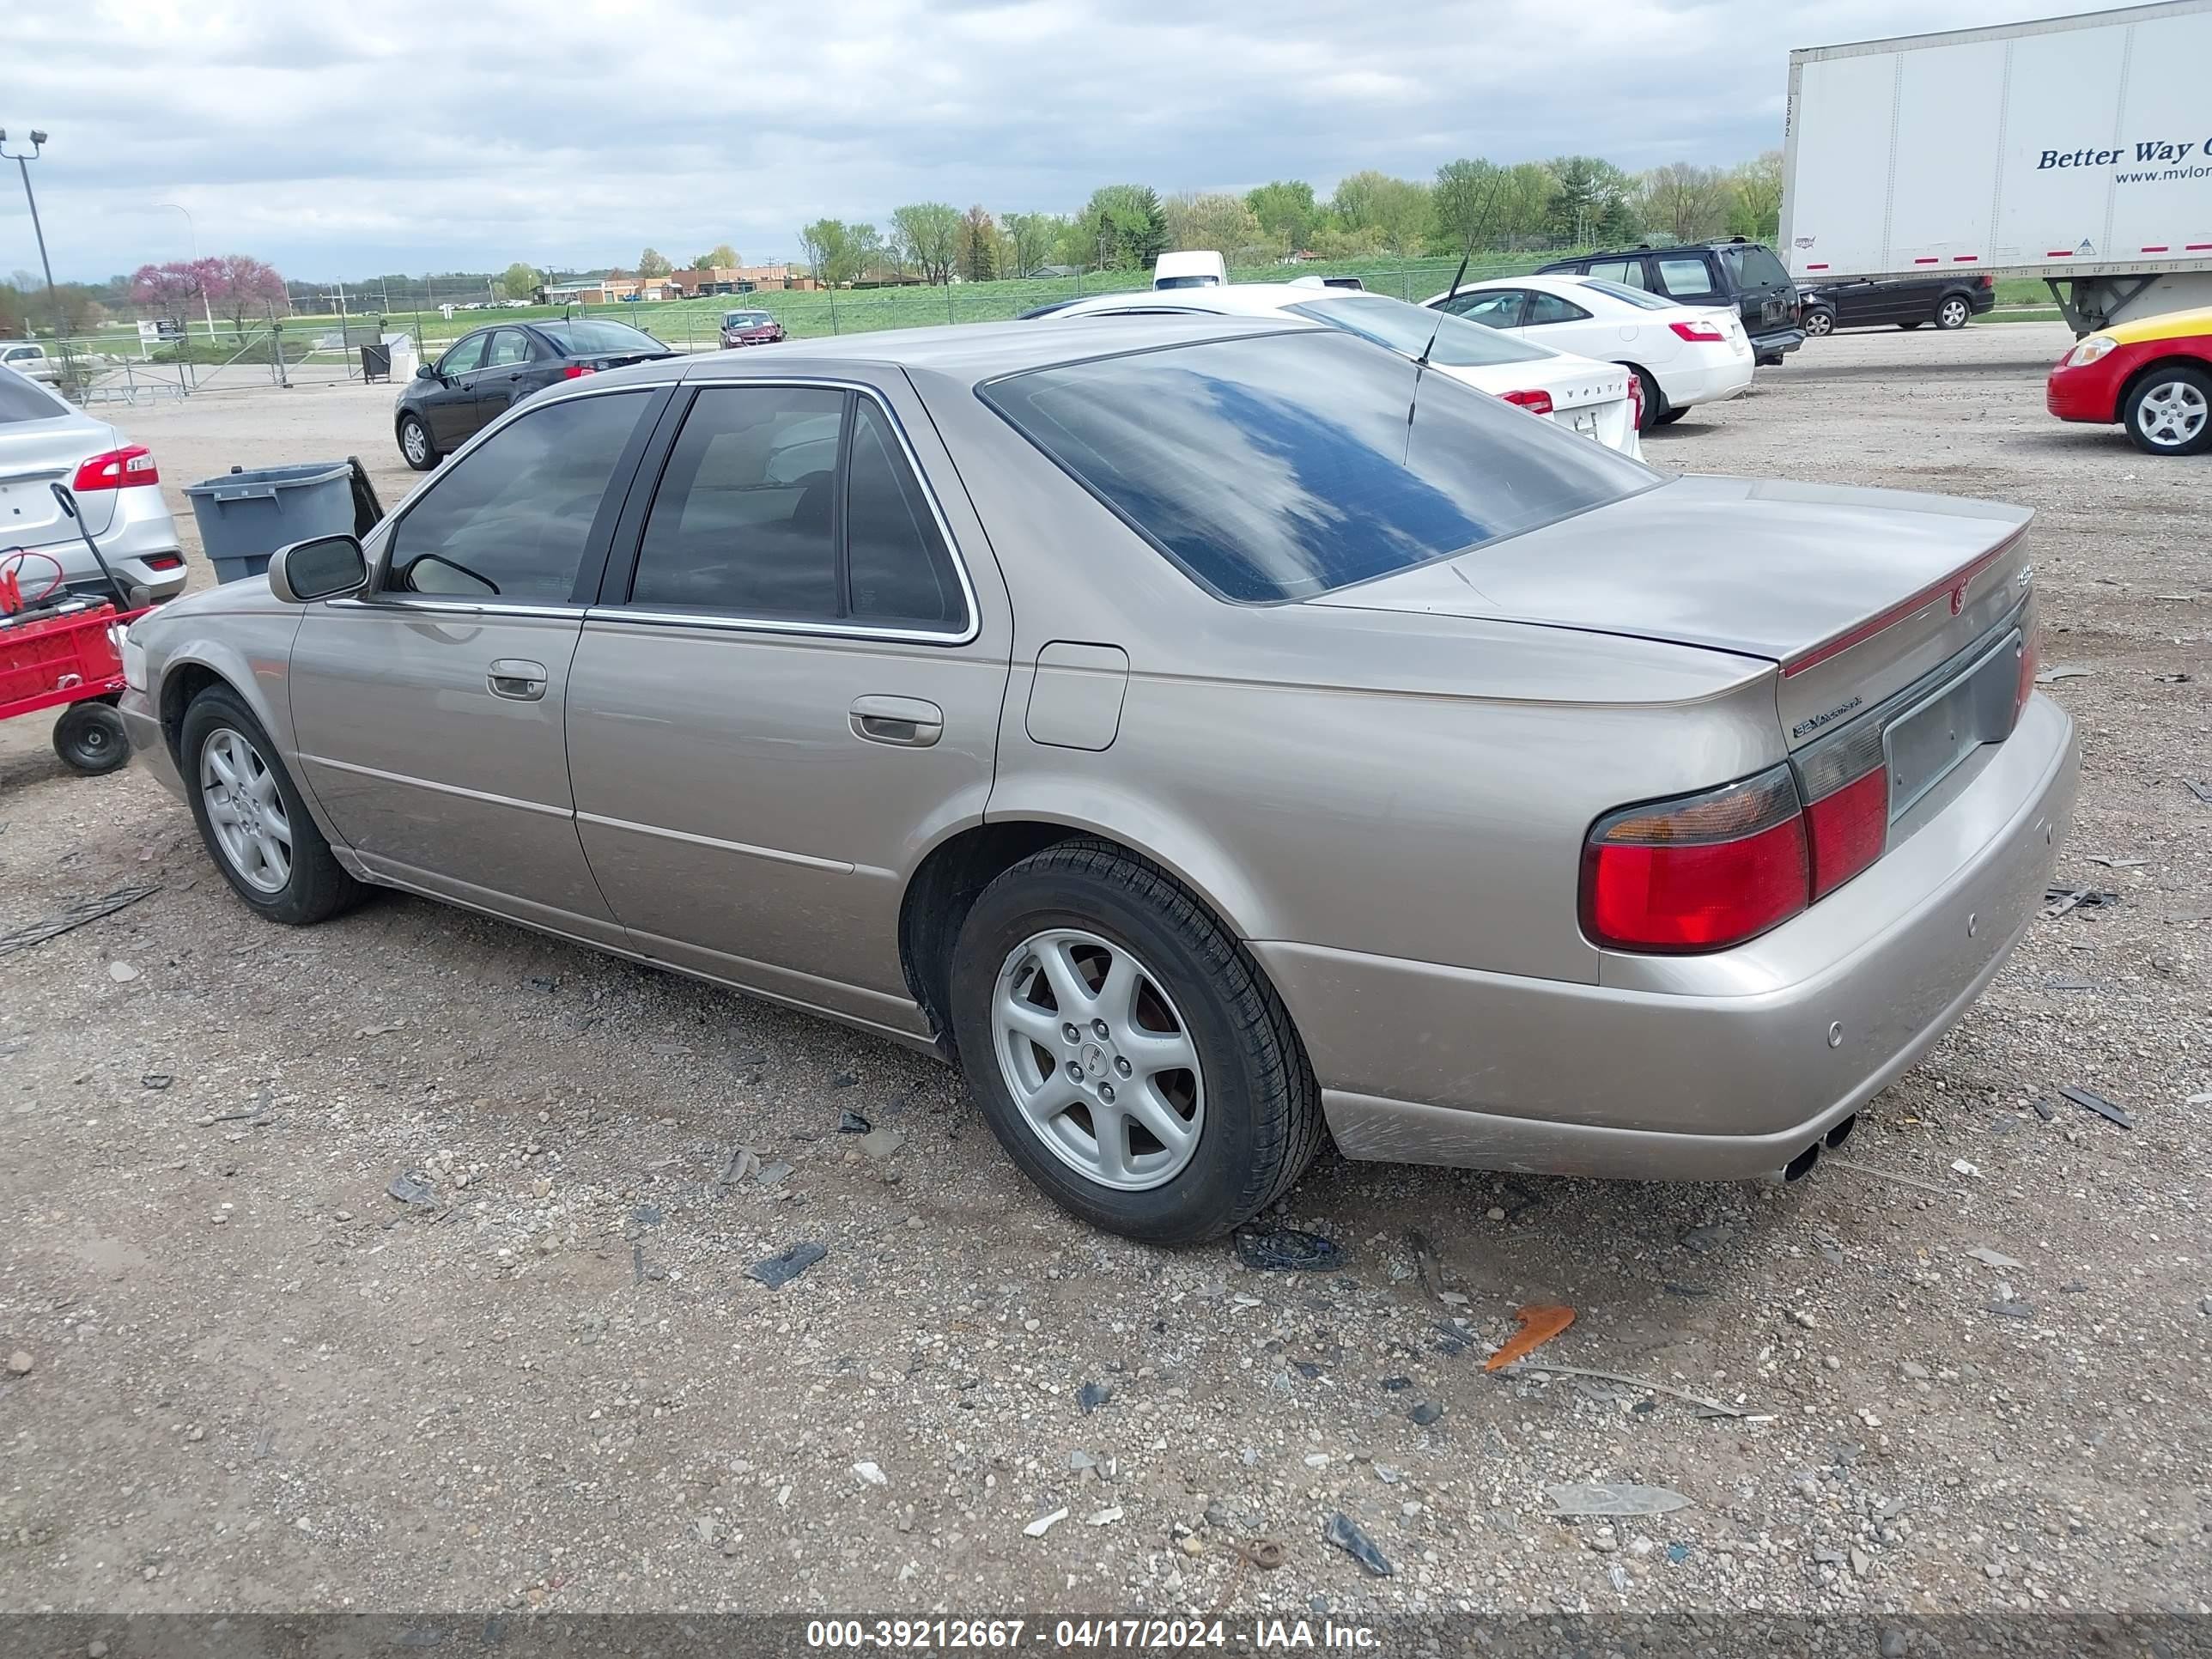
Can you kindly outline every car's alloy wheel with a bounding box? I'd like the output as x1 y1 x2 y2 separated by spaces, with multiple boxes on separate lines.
949 838 1323 1243
2126 368 2212 455
992 927 1205 1191
398 416 437 471
201 727 294 894
1936 297 1970 330
1803 307 1833 337
179 685 363 925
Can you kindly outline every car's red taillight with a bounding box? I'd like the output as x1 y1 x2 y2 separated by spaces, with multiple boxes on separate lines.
1669 319 1727 343
71 446 157 490
1501 389 1554 415
143 553 185 571
1802 766 1889 900
1581 766 1810 952
1626 374 1643 429
562 365 598 380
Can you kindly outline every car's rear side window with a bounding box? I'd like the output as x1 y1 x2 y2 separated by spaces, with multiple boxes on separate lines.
981 331 1655 605
0 368 63 423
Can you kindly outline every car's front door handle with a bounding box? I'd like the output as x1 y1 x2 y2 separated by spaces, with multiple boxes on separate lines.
487 659 548 701
850 695 943 748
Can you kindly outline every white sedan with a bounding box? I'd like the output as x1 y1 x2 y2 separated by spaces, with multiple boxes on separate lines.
1045 284 1642 459
1420 274 1754 432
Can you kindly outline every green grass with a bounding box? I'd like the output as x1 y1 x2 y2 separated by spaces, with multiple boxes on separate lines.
275 253 1566 356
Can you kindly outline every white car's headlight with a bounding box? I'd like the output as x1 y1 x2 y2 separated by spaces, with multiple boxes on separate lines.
2065 335 2117 368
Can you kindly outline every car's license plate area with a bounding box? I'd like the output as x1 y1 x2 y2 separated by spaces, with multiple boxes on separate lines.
1883 629 2021 820
1570 409 1601 438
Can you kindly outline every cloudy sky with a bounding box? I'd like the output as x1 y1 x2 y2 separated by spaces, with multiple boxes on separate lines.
6 0 2105 283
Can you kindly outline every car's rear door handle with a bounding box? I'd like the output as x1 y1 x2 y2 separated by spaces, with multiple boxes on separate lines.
488 659 548 701
850 695 943 747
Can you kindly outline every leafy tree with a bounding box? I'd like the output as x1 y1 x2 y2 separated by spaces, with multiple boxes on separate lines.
210 254 286 336
799 220 852 286
1544 156 1639 246
1497 162 1559 246
500 261 541 302
1304 223 1387 259
1726 150 1784 240
1001 212 1066 277
1075 185 1169 270
131 258 220 319
1431 158 1511 251
1328 171 1431 257
1164 192 1263 259
892 203 965 284
1244 179 1318 257
960 206 999 283
848 224 887 283
635 248 673 277
1638 164 1729 243
704 244 739 270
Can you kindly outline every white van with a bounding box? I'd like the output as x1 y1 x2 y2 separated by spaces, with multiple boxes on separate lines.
1152 251 1227 290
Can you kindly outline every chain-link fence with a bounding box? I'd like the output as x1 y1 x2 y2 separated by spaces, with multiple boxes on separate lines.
27 251 1584 404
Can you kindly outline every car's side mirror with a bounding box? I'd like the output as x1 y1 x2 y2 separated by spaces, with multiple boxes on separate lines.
268 534 368 604
415 362 439 381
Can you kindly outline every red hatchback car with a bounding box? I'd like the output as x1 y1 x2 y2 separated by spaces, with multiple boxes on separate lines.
720 308 787 349
2046 305 2212 456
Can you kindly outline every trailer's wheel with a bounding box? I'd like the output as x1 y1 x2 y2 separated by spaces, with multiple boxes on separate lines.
2124 364 2212 456
52 702 129 775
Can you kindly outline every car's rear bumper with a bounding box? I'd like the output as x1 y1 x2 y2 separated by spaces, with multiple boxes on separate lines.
1659 354 1755 409
1750 326 1805 362
1255 695 2077 1182
38 485 187 604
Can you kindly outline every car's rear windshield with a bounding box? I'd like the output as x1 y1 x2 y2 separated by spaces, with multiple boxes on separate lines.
981 331 1655 604
1580 278 1675 311
538 319 664 356
0 366 64 423
1285 295 1552 368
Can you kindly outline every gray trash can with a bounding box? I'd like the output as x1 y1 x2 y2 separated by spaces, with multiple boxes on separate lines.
184 461 357 585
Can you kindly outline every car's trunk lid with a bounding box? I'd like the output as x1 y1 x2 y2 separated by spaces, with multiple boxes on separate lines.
0 413 122 546
1312 474 2033 746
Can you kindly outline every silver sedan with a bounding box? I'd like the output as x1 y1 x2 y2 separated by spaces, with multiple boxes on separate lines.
118 315 2077 1243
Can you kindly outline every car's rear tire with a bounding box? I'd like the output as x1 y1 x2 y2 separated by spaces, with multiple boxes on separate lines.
52 702 129 775
2123 364 2212 456
398 414 439 471
947 839 1324 1244
1802 306 1835 337
1935 296 1971 331
180 686 363 925
1630 366 1668 432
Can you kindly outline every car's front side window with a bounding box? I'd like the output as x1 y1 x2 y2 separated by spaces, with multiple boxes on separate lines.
384 391 653 605
438 332 490 376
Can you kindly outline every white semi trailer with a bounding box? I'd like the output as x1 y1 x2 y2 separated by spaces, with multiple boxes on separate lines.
1779 0 2212 335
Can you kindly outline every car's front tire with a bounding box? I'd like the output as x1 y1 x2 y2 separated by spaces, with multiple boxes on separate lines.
1935 296 1972 331
2124 364 2212 456
398 413 440 471
948 839 1323 1244
180 686 363 925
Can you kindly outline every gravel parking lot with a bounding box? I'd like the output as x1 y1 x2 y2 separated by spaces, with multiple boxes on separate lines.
2 323 2206 1625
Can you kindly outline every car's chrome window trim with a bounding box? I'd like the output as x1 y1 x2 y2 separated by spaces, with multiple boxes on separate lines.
325 596 587 622
598 374 982 647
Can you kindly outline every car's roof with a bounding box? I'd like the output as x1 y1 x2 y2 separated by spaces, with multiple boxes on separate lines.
1056 283 1360 321
595 313 1324 390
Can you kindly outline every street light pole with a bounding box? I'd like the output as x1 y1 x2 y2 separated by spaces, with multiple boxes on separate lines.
156 200 217 341
0 130 64 351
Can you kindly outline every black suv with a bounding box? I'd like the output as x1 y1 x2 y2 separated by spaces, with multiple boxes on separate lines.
1540 239 1803 366
1797 272 1996 337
